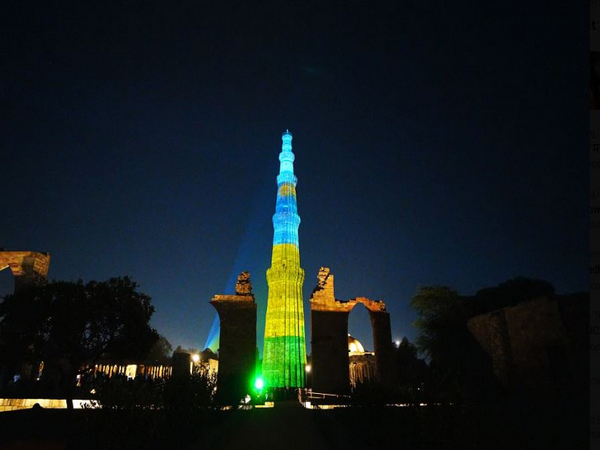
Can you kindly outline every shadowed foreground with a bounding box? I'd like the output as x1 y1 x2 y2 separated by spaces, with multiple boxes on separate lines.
195 402 370 450
0 399 587 450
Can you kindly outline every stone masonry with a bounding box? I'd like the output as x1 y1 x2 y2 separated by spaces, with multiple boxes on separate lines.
310 267 393 394
210 271 257 404
467 295 587 395
0 250 50 292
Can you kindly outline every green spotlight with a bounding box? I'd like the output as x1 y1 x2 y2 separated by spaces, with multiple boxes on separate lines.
254 377 264 391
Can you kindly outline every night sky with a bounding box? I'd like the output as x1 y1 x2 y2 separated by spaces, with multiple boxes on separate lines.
1 3 589 354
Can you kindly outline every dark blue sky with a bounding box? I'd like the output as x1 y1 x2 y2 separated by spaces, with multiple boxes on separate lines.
1 3 589 353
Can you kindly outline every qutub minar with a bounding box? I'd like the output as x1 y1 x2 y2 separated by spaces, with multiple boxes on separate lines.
262 130 307 388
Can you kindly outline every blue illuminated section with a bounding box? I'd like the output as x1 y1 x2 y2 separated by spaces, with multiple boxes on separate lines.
204 270 239 351
272 130 301 247
205 316 220 351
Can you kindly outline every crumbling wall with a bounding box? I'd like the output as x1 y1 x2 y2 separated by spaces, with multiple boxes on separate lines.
369 308 393 385
467 296 578 393
310 267 392 393
0 251 50 292
311 309 351 393
210 272 257 404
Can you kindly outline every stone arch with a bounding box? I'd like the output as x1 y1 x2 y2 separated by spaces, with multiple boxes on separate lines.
0 265 15 297
309 267 393 394
0 251 50 293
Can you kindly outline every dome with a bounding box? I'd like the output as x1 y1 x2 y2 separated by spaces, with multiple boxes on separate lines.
348 334 365 354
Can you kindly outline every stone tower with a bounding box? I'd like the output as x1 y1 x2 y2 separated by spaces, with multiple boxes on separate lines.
262 130 307 388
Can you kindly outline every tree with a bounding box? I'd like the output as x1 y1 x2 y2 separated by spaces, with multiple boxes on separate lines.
411 285 468 364
393 337 427 385
146 335 173 363
83 277 159 362
173 345 200 355
410 278 557 403
0 276 159 404
388 337 429 403
410 285 496 403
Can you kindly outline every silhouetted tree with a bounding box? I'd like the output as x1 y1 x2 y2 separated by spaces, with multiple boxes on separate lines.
173 345 200 355
394 338 427 384
386 337 428 403
410 277 558 403
410 285 496 403
146 335 173 363
0 277 159 406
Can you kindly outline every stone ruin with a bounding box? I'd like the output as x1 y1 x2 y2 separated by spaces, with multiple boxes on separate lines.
0 250 50 292
310 267 393 394
210 272 257 403
235 271 252 296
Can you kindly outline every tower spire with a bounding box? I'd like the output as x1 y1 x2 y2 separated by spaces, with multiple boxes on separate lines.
279 130 295 175
262 130 307 389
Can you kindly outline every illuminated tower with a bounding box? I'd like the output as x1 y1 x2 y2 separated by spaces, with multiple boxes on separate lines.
262 130 307 388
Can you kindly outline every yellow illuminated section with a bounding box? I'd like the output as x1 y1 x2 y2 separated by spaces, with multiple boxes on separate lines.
262 131 307 388
278 183 296 198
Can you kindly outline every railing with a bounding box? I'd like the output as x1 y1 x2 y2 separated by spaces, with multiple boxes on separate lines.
299 388 351 404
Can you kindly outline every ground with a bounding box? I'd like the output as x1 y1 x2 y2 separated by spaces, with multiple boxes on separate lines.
0 400 587 450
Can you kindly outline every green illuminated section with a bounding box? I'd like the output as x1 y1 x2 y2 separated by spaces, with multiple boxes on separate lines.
263 262 307 388
263 335 306 387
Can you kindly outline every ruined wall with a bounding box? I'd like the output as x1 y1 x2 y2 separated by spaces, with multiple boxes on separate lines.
0 251 50 292
310 267 392 393
210 272 257 403
171 352 192 378
311 309 350 393
369 308 393 385
467 296 582 394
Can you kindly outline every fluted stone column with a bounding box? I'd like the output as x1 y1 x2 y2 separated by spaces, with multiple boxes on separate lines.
263 131 307 389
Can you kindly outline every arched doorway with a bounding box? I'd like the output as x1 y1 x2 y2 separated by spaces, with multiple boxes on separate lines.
309 267 393 394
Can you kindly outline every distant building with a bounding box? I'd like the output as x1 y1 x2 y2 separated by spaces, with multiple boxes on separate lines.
81 348 218 381
348 335 375 388
85 361 172 380
197 348 219 377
